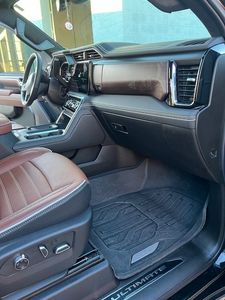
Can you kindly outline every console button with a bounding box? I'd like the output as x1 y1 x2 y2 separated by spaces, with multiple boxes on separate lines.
54 243 71 255
39 245 49 258
14 254 29 271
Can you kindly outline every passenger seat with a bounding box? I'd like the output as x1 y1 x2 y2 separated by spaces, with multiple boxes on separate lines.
0 147 91 296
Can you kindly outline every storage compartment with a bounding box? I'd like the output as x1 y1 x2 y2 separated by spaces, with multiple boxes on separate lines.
99 111 212 180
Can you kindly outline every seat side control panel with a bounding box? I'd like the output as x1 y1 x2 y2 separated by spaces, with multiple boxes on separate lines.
0 232 74 275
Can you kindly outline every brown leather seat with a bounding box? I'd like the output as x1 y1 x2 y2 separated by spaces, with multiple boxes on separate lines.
0 147 90 241
0 113 24 133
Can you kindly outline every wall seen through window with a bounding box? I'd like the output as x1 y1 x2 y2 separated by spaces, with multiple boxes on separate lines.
0 0 210 73
0 28 33 73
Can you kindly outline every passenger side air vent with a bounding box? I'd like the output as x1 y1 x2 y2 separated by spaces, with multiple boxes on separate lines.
177 65 199 105
169 62 200 107
85 49 101 60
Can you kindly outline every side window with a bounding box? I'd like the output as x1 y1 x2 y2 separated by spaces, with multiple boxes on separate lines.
0 27 33 74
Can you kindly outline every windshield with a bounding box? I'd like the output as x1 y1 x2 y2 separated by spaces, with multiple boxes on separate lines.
14 0 210 49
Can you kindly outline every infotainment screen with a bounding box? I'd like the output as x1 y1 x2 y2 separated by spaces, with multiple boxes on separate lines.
70 63 89 93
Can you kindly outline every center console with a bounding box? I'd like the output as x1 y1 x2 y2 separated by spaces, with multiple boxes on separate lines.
13 90 105 155
13 93 83 142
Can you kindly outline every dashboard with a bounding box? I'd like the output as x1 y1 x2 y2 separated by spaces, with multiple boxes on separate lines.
49 55 90 98
50 37 222 108
48 37 225 183
59 62 89 94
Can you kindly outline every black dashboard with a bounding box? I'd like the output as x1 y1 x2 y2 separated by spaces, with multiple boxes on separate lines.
59 61 89 94
48 37 225 183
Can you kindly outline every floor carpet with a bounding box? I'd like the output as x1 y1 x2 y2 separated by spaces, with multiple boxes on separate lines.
90 188 207 279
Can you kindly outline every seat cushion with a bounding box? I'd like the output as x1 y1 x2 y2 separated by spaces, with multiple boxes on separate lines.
0 148 90 240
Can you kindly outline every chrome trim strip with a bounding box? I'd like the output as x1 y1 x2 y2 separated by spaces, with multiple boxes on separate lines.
168 61 178 107
193 58 204 105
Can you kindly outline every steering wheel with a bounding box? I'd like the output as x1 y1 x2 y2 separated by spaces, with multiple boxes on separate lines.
21 52 42 106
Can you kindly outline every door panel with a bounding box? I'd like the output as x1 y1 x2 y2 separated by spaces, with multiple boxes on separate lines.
0 74 24 118
0 26 32 118
0 74 24 108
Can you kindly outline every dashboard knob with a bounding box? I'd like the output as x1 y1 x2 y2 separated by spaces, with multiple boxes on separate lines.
14 254 29 271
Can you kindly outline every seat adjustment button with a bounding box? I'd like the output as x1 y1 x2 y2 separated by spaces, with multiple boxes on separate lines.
55 243 71 255
39 245 49 258
14 254 29 271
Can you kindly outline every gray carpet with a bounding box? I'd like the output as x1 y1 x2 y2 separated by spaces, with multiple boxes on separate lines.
90 187 207 279
90 161 148 205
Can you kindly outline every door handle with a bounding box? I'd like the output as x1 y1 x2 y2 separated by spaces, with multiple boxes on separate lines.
111 123 128 134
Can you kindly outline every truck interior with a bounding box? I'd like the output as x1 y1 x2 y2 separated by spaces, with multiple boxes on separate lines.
0 0 225 299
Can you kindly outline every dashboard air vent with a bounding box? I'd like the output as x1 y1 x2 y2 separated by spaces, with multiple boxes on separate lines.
175 64 199 106
73 51 84 61
85 49 101 60
73 49 101 62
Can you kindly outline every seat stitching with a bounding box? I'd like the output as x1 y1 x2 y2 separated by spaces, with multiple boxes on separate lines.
0 149 49 168
0 176 13 214
0 180 87 238
0 184 72 224
9 170 27 206
28 161 52 191
19 165 42 198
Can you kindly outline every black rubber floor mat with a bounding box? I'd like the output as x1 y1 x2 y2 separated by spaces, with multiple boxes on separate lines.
90 188 207 279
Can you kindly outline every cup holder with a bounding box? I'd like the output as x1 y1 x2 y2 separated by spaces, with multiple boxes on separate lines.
25 129 63 140
28 124 58 132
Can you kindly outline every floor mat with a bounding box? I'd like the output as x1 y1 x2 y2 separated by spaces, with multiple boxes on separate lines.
90 188 207 279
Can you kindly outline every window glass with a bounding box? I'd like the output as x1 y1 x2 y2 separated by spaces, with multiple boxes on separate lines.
14 0 210 49
0 27 33 73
